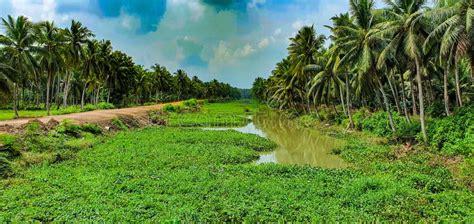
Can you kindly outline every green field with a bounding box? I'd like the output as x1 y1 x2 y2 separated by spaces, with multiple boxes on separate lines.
0 101 473 222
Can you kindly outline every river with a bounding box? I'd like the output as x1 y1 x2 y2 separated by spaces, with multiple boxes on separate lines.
204 110 347 168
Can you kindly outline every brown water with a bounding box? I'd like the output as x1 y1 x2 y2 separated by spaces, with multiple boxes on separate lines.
204 110 347 168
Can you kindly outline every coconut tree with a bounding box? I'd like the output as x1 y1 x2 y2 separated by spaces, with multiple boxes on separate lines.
287 25 326 111
80 40 100 109
0 15 37 118
424 0 474 107
63 20 94 106
375 0 429 141
35 21 64 115
332 0 397 132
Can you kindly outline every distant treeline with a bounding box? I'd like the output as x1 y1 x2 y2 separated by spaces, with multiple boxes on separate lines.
0 16 241 117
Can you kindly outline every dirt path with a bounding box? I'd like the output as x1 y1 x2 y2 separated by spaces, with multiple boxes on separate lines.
0 102 181 129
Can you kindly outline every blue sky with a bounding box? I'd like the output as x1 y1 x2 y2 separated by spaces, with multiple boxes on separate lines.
0 0 385 88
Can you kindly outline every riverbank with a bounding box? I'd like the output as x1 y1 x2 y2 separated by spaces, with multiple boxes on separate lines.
0 101 472 222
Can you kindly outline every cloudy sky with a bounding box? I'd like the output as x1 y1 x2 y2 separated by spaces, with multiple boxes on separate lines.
0 0 385 88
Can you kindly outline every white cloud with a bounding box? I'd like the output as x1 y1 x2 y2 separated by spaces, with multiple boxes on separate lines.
258 38 269 49
11 0 58 21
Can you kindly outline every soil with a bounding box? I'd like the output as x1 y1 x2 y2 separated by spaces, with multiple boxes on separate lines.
0 102 180 134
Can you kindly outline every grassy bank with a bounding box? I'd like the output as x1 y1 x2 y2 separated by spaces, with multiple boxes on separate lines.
0 103 116 121
0 101 473 222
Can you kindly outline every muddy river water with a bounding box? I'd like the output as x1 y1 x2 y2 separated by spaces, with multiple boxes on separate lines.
204 110 347 168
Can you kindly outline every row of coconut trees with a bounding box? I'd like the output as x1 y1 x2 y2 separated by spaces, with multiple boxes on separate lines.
0 15 240 118
252 0 474 142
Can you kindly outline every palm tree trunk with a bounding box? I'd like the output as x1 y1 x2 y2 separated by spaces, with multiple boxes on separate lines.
63 72 70 107
410 76 417 115
81 82 88 110
46 71 52 116
95 86 101 105
415 58 428 142
471 56 474 81
444 66 450 116
387 73 401 114
338 85 347 116
399 72 411 123
345 73 354 129
13 83 19 119
376 76 396 132
454 59 463 107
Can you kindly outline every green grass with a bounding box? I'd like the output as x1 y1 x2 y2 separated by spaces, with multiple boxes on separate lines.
165 100 258 127
0 100 472 222
0 110 48 121
1 127 472 222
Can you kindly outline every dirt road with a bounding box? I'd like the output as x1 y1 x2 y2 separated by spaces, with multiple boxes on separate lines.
0 102 181 129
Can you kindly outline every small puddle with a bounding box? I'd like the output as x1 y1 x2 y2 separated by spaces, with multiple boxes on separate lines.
203 110 347 168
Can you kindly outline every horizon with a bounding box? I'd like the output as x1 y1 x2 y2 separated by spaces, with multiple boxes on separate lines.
0 0 386 88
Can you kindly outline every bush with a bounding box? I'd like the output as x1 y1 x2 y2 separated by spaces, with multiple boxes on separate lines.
183 98 198 107
426 105 474 156
163 104 177 113
97 102 115 110
0 134 20 159
81 123 103 135
56 120 82 137
82 104 96 112
111 117 128 130
361 111 408 138
0 156 13 178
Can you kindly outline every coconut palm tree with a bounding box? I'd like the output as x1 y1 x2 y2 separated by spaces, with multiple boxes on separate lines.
332 0 397 132
376 0 429 141
63 20 94 106
288 25 326 111
424 0 474 107
0 15 37 118
81 40 100 109
35 21 64 115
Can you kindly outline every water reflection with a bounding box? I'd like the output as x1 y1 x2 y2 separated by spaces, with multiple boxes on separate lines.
203 110 347 168
253 110 347 168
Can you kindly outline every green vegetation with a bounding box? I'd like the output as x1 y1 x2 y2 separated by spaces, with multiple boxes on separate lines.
0 103 116 121
0 125 472 221
151 100 257 127
252 0 474 146
0 101 472 221
0 16 241 119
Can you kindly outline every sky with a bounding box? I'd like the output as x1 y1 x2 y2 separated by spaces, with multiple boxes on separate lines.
0 0 385 88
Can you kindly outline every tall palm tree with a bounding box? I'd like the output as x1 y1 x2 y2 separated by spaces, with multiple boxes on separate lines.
288 25 325 112
333 0 397 132
327 13 357 128
0 15 37 118
35 21 64 115
424 0 474 107
151 64 173 101
376 0 429 141
81 40 100 109
63 20 94 106
174 69 190 100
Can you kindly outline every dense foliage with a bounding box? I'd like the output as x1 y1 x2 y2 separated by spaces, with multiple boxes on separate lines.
0 16 241 117
252 0 474 145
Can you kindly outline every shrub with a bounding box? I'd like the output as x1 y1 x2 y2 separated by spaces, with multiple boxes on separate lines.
183 98 198 107
0 134 20 159
56 120 82 137
82 104 97 112
0 155 13 178
97 102 115 110
426 105 474 156
81 123 103 135
163 104 177 113
111 117 128 130
361 111 407 137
